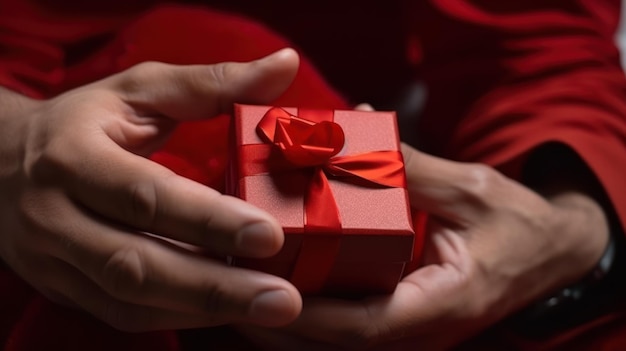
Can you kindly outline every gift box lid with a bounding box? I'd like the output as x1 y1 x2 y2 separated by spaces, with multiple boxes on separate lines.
230 104 415 263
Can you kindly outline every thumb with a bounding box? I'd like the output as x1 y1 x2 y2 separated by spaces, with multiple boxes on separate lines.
105 48 299 120
401 143 495 221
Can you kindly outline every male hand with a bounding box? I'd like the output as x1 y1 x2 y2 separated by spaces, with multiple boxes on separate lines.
240 123 609 350
0 49 303 331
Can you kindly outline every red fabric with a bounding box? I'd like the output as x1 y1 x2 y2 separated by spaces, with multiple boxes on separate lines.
1 0 626 350
408 1 626 234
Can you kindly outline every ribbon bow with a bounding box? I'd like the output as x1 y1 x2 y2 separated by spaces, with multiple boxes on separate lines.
246 107 406 293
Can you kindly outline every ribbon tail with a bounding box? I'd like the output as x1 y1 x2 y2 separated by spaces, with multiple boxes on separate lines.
289 235 341 295
305 168 342 231
290 168 342 294
326 151 407 188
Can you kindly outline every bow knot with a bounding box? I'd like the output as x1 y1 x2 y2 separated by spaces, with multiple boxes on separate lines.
257 107 345 167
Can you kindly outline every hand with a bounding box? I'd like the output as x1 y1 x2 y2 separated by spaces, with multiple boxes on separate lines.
0 49 304 331
240 132 609 350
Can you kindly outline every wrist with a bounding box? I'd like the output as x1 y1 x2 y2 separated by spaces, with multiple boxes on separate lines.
521 143 612 297
548 191 610 287
502 142 619 338
505 210 621 339
490 193 610 324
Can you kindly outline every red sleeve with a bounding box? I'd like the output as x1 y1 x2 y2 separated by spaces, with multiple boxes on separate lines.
410 0 626 235
0 0 137 97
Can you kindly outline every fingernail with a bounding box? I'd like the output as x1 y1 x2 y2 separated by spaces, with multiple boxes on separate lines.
237 222 278 256
355 103 374 111
249 290 293 323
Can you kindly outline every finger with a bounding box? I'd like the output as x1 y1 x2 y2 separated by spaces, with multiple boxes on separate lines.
38 256 292 331
354 103 374 111
50 123 283 257
105 48 299 121
52 51 300 256
28 195 301 327
400 143 503 222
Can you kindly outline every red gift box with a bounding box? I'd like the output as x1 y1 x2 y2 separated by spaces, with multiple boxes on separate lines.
227 104 415 296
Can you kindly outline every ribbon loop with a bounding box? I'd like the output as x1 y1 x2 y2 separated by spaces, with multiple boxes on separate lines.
324 151 407 188
258 107 344 167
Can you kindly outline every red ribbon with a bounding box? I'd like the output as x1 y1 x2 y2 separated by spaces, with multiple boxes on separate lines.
241 107 406 293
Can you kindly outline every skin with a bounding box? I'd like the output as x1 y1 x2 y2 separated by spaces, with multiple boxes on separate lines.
0 49 304 332
239 105 611 350
0 50 611 349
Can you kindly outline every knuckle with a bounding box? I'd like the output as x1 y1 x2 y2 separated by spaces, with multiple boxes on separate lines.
130 61 167 78
119 61 168 93
207 62 229 86
101 246 149 302
127 180 159 230
204 63 231 109
457 163 502 206
23 93 112 185
464 163 496 192
202 283 229 320
27 136 73 185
